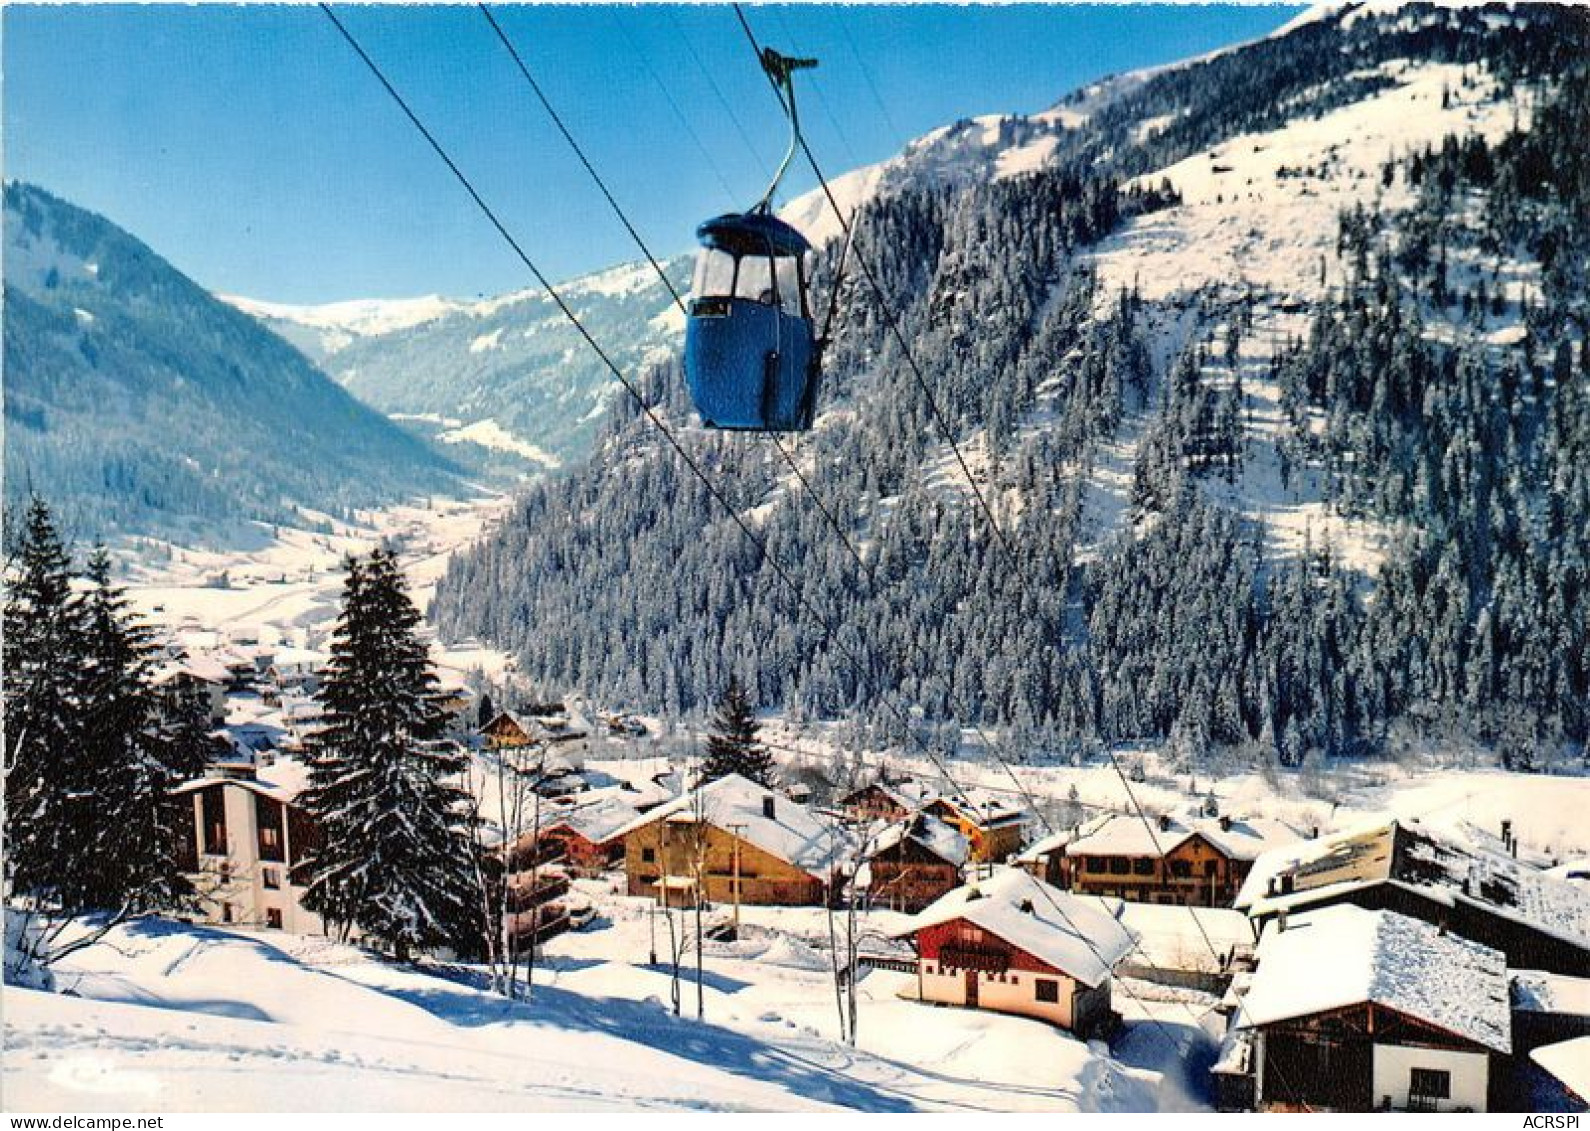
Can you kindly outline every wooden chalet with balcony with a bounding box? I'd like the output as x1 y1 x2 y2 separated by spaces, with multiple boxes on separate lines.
1236 819 1590 977
890 868 1134 1037
1061 810 1302 907
925 790 1027 864
858 812 969 913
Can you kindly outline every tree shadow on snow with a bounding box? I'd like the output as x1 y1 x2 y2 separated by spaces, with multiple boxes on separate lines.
386 966 913 1112
523 983 918 1112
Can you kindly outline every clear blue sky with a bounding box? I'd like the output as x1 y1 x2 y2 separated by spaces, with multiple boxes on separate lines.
4 3 1300 304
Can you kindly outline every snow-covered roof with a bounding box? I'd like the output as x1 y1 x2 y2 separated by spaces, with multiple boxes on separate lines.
1014 828 1073 866
1531 1036 1590 1100
270 646 327 671
845 777 942 812
932 788 1026 830
1239 905 1511 1054
174 756 311 806
865 813 970 868
1511 970 1590 1018
585 756 680 806
893 868 1136 988
1236 819 1590 952
609 774 849 877
154 655 233 685
543 795 643 847
1066 811 1301 862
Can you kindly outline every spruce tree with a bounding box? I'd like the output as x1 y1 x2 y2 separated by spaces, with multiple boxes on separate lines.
700 677 774 787
300 549 476 961
75 547 189 911
4 498 85 902
4 509 186 964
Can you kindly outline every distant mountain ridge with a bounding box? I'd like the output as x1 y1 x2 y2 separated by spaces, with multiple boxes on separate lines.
229 257 693 477
2 181 463 544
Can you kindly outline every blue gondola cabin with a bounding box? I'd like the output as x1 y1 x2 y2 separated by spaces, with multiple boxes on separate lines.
684 211 819 431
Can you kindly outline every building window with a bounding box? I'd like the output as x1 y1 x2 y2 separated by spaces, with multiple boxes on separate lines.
1035 979 1060 1003
257 794 286 863
1108 858 1131 875
222 903 234 923
262 867 281 890
1085 857 1105 874
1408 1068 1451 1109
641 847 656 863
266 908 283 930
1132 858 1155 876
1204 859 1219 877
959 925 983 945
1170 859 1193 879
202 787 227 856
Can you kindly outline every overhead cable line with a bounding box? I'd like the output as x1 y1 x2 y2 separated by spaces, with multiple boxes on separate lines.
730 2 1232 975
324 4 1216 1048
495 3 873 580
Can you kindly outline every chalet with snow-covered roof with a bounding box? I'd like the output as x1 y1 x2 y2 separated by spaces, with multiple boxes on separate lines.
1229 905 1512 1113
528 795 643 875
925 790 1027 863
858 813 968 913
1236 819 1590 976
152 656 232 726
173 758 323 935
266 645 326 697
480 707 589 756
1014 827 1073 887
614 774 849 908
840 776 942 824
889 868 1133 1037
1061 811 1304 907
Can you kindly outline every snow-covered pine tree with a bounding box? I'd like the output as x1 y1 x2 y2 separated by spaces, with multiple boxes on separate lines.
699 677 774 787
4 507 188 974
75 547 190 911
4 498 85 904
300 548 477 962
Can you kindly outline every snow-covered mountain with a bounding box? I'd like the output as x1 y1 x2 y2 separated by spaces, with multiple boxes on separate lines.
433 2 1589 766
229 257 692 478
2 182 464 544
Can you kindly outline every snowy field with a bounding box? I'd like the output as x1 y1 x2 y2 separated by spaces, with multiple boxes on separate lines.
4 904 1198 1113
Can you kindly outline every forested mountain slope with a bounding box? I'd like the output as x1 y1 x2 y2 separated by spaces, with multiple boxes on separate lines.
2 182 462 543
433 3 1589 770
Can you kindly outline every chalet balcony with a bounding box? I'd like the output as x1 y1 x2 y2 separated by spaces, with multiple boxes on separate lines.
505 871 570 912
937 945 1011 973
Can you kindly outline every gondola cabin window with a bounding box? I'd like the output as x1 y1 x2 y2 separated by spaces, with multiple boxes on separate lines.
693 247 737 301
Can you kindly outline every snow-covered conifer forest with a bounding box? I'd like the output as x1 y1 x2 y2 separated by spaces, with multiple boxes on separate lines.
5 1 1590 1116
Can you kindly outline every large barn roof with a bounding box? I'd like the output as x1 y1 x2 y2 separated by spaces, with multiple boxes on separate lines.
1239 905 1511 1054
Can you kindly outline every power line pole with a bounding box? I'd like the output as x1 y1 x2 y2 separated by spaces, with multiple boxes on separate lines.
727 823 747 938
